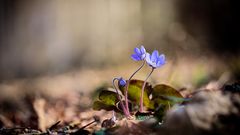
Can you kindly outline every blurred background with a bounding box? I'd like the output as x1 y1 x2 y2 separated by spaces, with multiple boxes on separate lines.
1 0 240 130
0 0 239 97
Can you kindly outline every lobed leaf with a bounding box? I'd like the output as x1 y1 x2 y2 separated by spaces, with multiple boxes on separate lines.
92 101 116 111
152 84 183 105
153 104 169 121
93 90 120 111
150 84 184 121
99 90 120 106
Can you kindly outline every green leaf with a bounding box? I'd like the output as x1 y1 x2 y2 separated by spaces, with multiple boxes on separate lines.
99 90 119 106
92 90 120 111
152 84 183 104
151 84 184 121
153 104 169 121
93 101 116 111
119 79 154 109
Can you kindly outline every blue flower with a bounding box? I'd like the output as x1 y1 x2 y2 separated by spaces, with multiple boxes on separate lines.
146 50 165 68
131 46 146 61
119 77 126 86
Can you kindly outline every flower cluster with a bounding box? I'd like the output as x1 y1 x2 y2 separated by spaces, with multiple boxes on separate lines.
131 46 165 68
114 45 166 117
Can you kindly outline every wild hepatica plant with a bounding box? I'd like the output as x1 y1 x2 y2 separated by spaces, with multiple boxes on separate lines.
93 45 184 121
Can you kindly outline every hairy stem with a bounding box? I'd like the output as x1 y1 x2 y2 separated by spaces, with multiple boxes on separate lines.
113 78 130 117
140 67 154 112
125 61 145 114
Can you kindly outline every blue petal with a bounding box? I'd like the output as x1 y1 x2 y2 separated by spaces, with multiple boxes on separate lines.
131 54 141 61
156 61 162 67
151 50 159 62
140 46 146 54
156 54 166 67
159 54 165 64
134 47 141 55
141 53 146 60
145 53 151 62
146 53 154 67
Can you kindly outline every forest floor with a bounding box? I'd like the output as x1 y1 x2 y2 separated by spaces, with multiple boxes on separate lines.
1 57 239 135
